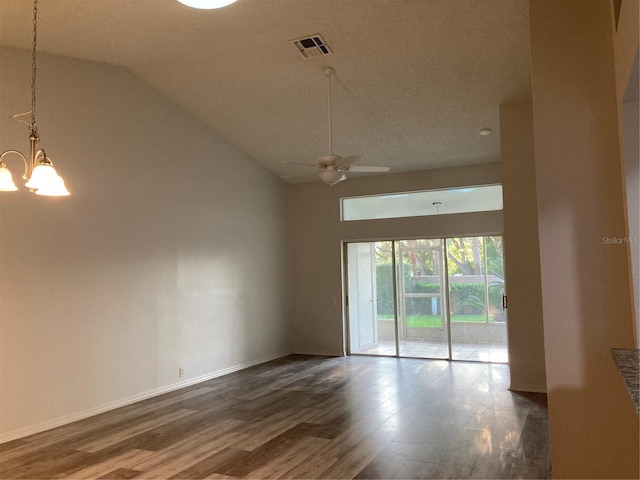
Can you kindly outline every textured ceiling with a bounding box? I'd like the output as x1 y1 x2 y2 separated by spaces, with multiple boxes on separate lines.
0 0 532 183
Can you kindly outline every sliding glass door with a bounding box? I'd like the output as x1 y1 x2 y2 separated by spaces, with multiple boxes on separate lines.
396 239 448 359
446 236 508 362
345 236 508 363
346 242 396 356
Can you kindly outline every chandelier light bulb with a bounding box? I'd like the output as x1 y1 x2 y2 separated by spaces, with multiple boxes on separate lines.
0 165 18 191
34 174 70 196
25 163 58 190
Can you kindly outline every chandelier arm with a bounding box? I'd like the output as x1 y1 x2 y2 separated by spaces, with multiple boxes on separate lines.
0 150 30 179
0 133 41 180
0 0 70 196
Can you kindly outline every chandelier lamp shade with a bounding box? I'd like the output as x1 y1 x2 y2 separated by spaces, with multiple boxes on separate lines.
0 0 70 197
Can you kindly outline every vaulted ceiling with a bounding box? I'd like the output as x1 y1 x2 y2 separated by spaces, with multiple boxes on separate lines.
0 0 532 183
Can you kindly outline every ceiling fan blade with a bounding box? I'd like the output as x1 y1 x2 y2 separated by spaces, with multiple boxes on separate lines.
347 165 391 173
336 155 361 167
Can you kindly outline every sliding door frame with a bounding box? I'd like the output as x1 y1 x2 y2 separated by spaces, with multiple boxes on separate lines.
391 240 400 357
442 239 454 360
343 234 507 363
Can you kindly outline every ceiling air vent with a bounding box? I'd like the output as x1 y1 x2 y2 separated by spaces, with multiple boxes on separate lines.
290 34 333 59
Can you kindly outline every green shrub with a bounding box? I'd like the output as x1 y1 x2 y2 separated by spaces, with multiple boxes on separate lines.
449 283 485 315
376 263 439 314
375 263 394 315
376 263 491 316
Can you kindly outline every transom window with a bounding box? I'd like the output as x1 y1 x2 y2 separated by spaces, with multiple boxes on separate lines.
341 185 503 222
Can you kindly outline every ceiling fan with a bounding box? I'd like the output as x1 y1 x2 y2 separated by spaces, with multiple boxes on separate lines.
283 67 390 186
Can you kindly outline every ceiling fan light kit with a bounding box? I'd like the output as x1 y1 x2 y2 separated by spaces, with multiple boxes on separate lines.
319 166 346 186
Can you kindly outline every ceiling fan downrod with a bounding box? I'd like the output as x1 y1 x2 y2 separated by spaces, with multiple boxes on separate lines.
323 67 336 155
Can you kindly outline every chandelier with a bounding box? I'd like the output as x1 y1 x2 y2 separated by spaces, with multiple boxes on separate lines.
0 0 70 196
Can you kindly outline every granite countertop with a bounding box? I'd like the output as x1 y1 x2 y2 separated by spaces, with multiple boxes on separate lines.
612 348 640 416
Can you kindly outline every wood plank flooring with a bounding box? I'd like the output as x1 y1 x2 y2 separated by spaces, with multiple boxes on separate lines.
0 355 551 479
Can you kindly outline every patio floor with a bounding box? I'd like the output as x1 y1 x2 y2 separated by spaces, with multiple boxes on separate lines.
353 338 509 363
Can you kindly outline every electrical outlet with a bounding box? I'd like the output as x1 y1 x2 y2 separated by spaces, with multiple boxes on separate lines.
178 367 184 378
316 339 324 347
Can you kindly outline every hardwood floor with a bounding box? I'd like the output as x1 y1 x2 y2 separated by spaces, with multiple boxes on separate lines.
0 355 551 479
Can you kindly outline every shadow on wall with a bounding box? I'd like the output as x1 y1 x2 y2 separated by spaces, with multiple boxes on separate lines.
621 49 640 345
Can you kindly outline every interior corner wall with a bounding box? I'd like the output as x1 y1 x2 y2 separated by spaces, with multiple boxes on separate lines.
287 163 503 356
529 1 639 478
0 47 292 442
622 99 639 345
499 103 547 393
613 0 639 103
615 0 640 345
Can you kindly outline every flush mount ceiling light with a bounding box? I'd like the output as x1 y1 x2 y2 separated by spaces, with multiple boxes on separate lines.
177 0 237 9
0 0 69 196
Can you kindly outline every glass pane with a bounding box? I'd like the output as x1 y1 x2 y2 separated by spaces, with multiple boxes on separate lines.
486 236 507 325
447 236 508 362
341 185 503 221
346 236 509 364
347 241 396 356
396 239 448 359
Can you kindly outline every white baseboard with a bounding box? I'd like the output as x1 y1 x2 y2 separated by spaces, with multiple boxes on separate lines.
292 349 344 357
0 351 291 445
509 383 547 393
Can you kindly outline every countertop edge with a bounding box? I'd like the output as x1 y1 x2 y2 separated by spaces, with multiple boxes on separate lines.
611 348 640 417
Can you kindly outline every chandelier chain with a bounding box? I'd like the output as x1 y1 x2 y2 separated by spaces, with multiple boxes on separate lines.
327 70 332 154
30 0 38 138
0 0 70 196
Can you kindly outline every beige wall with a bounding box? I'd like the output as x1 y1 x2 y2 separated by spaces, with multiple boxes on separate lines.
529 1 639 477
499 103 546 393
0 47 292 442
615 0 640 344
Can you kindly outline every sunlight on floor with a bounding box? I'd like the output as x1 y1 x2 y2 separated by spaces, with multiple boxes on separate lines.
354 339 509 363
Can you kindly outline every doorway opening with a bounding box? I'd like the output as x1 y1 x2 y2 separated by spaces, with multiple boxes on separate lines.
345 236 508 363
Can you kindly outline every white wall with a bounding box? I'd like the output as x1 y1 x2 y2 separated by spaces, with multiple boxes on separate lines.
0 47 292 442
287 163 504 355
